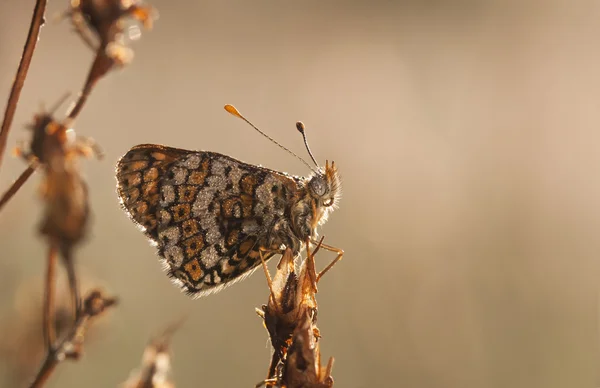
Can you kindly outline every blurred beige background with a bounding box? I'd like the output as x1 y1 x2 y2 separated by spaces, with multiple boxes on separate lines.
0 1 598 387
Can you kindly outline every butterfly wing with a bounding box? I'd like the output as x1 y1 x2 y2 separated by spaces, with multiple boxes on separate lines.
117 144 302 297
116 144 193 239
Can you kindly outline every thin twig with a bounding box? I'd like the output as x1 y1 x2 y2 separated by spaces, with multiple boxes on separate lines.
28 353 57 388
42 245 57 351
67 50 111 121
0 0 47 172
63 252 81 321
29 290 118 388
0 165 35 211
0 42 106 215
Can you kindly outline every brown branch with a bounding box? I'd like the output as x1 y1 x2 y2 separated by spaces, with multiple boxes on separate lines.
28 352 57 388
0 53 108 214
29 289 118 388
0 0 47 172
66 51 110 121
63 253 81 321
42 245 57 351
64 0 157 122
0 0 154 212
0 165 35 211
0 26 108 215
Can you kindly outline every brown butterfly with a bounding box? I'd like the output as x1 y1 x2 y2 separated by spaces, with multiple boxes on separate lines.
115 105 343 297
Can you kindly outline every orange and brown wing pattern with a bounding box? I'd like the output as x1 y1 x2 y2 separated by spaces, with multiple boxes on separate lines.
116 144 305 297
155 151 301 297
116 144 192 240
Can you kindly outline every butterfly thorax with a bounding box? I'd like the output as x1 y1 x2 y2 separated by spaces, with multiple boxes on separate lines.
289 182 321 245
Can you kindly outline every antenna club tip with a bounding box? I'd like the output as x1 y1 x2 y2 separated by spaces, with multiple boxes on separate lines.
296 121 305 133
224 104 242 118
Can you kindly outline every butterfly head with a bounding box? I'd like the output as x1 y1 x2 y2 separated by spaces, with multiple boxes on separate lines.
308 160 341 213
292 160 341 241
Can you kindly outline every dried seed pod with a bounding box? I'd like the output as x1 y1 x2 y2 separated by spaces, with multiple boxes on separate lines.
280 310 334 388
257 310 334 388
60 289 118 361
66 0 157 65
15 107 101 257
122 319 183 388
256 237 340 385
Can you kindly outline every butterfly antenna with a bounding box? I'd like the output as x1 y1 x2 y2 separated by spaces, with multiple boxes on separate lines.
224 104 317 173
295 121 319 168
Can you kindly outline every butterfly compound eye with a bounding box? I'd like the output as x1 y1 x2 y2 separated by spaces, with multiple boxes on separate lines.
310 177 327 197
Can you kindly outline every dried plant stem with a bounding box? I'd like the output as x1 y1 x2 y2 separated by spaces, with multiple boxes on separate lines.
42 245 57 351
0 165 35 211
29 352 57 388
67 50 109 121
0 43 107 214
0 0 47 171
64 253 81 321
29 290 117 388
67 67 97 121
31 245 59 388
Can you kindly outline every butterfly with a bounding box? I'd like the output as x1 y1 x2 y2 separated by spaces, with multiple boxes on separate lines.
115 105 343 297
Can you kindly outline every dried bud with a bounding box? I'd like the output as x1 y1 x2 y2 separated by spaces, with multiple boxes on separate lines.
67 0 157 65
15 107 101 257
121 319 184 388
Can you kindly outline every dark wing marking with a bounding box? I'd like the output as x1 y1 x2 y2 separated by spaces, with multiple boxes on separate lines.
155 151 299 296
116 144 193 240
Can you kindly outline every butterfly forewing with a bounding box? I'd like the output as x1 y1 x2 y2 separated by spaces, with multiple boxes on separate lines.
116 144 192 239
116 144 304 296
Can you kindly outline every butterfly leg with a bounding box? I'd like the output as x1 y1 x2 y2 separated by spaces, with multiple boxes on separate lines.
305 236 325 292
259 247 285 308
309 239 344 283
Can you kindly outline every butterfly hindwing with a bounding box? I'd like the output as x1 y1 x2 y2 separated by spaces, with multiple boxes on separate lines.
153 150 297 296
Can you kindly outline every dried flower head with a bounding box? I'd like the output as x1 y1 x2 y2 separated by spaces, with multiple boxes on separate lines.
279 310 334 388
121 319 183 388
15 106 101 256
256 237 340 385
60 289 118 360
67 0 157 66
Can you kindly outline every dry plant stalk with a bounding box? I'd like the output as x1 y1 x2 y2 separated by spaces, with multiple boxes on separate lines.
279 310 334 388
0 274 96 387
12 108 112 388
0 0 156 212
65 0 156 120
0 0 46 172
30 290 118 388
121 319 185 388
0 1 156 387
0 0 46 212
256 237 340 388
